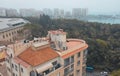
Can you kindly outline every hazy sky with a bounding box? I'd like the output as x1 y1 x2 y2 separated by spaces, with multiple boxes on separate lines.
0 0 120 15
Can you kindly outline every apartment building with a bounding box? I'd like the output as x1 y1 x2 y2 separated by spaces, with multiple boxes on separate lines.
0 18 29 42
6 9 19 17
5 29 88 76
0 8 6 17
43 8 53 17
72 8 88 18
19 9 42 18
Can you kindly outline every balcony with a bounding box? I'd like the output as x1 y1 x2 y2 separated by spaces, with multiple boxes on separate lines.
64 61 70 67
37 63 61 76
54 63 61 70
64 56 74 67
64 69 74 76
64 64 74 76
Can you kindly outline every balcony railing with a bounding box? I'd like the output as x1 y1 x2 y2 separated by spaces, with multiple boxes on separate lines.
64 68 74 76
37 63 61 76
64 61 70 67
55 64 61 70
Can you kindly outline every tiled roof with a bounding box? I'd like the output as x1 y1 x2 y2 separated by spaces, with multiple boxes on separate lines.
14 57 30 68
0 51 6 60
18 46 59 66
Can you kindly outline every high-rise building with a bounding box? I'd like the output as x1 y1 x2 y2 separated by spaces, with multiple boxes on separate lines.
19 9 41 17
6 9 19 17
72 8 88 18
54 8 60 19
43 8 53 17
59 9 64 18
0 8 6 17
81 8 88 17
65 11 72 19
72 8 81 18
5 29 88 76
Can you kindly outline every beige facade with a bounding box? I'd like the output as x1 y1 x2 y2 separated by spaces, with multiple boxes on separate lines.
5 29 88 76
0 18 29 42
0 27 23 42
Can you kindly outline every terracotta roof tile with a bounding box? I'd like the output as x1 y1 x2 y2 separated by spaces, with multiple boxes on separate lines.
18 46 59 66
0 51 6 60
14 57 30 68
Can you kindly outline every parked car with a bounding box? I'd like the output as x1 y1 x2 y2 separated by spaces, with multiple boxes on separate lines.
100 71 108 76
86 66 94 72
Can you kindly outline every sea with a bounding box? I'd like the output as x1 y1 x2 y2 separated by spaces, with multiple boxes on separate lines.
88 19 120 24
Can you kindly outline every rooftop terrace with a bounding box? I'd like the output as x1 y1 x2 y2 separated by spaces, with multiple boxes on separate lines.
58 39 88 58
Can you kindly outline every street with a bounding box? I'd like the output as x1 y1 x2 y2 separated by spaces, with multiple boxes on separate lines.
86 71 109 76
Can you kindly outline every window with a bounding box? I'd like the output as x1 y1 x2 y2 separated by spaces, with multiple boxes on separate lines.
77 52 80 58
30 71 36 76
52 61 57 66
12 64 14 68
10 54 13 58
15 65 18 71
70 64 74 71
44 69 50 74
71 55 74 63
21 67 23 72
64 58 70 67
77 61 80 66
83 50 88 56
17 30 19 33
7 67 10 72
10 39 12 42
9 33 11 36
12 32 14 35
64 67 69 76
6 58 9 63
3 35 5 38
13 73 15 76
6 34 8 37
82 66 86 76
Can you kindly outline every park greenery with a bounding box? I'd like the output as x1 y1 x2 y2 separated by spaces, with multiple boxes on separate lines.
110 69 120 76
24 15 120 72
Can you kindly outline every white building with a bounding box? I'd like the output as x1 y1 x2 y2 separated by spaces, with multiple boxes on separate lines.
59 9 64 18
65 11 72 19
43 8 53 17
0 8 6 17
53 8 60 19
19 9 41 17
81 8 88 17
72 8 88 18
0 18 29 42
6 9 19 17
72 8 81 18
